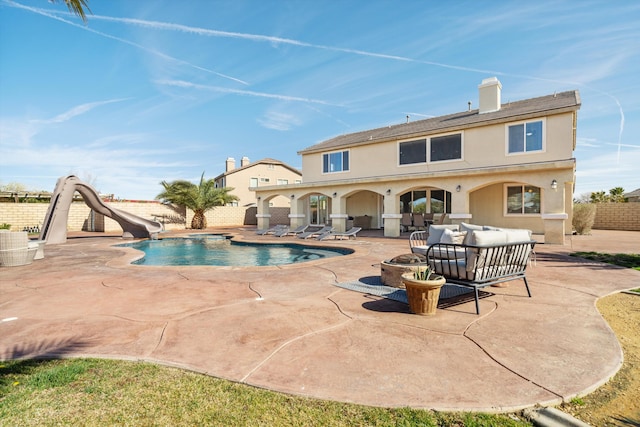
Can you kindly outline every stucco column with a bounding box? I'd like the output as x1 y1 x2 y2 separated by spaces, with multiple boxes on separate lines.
542 214 567 244
256 198 270 230
449 189 471 226
288 196 305 229
542 182 568 244
382 193 401 237
330 195 347 232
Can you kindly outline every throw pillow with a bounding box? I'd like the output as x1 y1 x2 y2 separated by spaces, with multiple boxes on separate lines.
460 222 483 245
426 224 460 245
440 228 467 244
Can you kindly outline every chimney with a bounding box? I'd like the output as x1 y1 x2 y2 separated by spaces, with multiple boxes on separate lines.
225 157 235 172
478 77 502 114
241 156 250 167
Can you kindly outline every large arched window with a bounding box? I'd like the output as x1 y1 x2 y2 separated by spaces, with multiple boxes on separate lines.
400 189 451 214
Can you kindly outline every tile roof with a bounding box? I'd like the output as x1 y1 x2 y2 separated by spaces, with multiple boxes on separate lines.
214 158 301 180
299 90 580 154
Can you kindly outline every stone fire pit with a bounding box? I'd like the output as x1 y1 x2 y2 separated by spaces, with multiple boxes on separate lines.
380 253 428 289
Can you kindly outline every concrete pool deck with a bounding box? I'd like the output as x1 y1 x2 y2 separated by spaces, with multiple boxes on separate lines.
1 228 638 412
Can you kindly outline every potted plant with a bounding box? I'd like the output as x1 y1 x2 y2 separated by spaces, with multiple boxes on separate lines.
401 265 446 315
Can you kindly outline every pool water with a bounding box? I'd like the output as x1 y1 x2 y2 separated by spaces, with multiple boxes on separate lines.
118 235 352 266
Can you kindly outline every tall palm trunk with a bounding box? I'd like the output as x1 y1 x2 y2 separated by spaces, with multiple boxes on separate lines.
191 210 207 229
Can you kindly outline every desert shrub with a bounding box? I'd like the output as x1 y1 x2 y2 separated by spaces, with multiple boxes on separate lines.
573 203 596 234
0 223 11 230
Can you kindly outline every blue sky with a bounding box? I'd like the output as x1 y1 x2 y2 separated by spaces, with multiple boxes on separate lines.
1 1 638 200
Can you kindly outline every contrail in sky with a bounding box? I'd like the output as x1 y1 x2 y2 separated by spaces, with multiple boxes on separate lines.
85 7 627 155
3 1 248 85
5 0 625 157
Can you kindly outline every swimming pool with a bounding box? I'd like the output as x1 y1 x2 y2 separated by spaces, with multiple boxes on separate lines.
117 235 353 266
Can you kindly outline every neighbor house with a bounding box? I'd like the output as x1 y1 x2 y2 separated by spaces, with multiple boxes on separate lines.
214 157 302 207
254 77 580 244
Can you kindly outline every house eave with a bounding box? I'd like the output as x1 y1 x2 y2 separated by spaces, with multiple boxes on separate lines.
256 159 576 193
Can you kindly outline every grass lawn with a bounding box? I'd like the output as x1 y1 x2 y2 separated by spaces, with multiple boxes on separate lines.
570 251 640 272
0 358 530 426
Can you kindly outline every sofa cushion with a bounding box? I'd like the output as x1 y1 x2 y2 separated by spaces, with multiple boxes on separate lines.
429 245 468 260
470 230 509 246
460 222 483 245
465 230 509 272
426 224 460 245
440 228 467 244
503 228 532 243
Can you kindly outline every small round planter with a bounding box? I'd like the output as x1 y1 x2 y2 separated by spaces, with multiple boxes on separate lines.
401 272 446 316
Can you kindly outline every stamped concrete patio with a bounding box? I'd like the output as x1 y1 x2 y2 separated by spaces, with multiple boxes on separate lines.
0 228 638 412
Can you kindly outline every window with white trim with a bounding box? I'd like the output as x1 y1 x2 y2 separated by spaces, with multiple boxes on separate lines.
322 150 349 173
430 133 462 162
277 179 288 185
506 185 541 215
399 139 426 165
398 133 462 165
508 120 543 154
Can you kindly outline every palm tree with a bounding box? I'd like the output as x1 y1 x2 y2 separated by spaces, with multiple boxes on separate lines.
51 0 92 22
156 173 238 229
608 187 626 203
590 191 608 203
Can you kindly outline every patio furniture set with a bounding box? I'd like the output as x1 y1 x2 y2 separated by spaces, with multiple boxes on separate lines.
404 222 536 314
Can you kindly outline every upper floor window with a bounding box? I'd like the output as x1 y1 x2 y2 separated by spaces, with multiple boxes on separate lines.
506 185 541 215
430 133 462 162
399 139 426 165
323 150 349 173
508 120 543 154
277 179 288 185
250 178 258 188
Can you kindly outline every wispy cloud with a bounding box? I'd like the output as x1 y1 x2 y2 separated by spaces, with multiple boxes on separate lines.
31 98 130 124
3 0 248 85
258 111 301 131
155 79 340 106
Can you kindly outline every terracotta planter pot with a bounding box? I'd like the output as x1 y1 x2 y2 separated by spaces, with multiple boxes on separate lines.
401 272 446 315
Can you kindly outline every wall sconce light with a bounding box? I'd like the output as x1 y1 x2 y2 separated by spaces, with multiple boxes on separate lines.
290 194 295 199
386 189 391 195
551 179 558 190
332 192 337 198
456 185 461 192
257 196 261 201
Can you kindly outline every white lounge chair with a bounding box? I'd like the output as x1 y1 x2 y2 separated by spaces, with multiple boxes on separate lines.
256 224 287 235
276 224 308 237
296 226 333 239
318 227 362 240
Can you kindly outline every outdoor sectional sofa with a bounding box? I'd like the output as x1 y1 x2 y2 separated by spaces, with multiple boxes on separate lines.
409 223 536 314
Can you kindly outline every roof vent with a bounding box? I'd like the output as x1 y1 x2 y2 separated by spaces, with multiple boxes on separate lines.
478 77 502 114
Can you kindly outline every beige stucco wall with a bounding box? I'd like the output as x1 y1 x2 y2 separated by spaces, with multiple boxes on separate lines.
301 112 576 184
222 163 301 207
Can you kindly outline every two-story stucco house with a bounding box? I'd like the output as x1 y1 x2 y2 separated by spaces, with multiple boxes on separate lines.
214 157 302 208
255 78 580 244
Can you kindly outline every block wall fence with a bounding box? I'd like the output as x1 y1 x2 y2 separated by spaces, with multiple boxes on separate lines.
0 202 292 233
592 202 640 231
2 201 637 234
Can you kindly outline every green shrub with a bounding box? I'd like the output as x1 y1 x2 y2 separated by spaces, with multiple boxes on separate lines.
0 223 11 230
572 203 596 235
